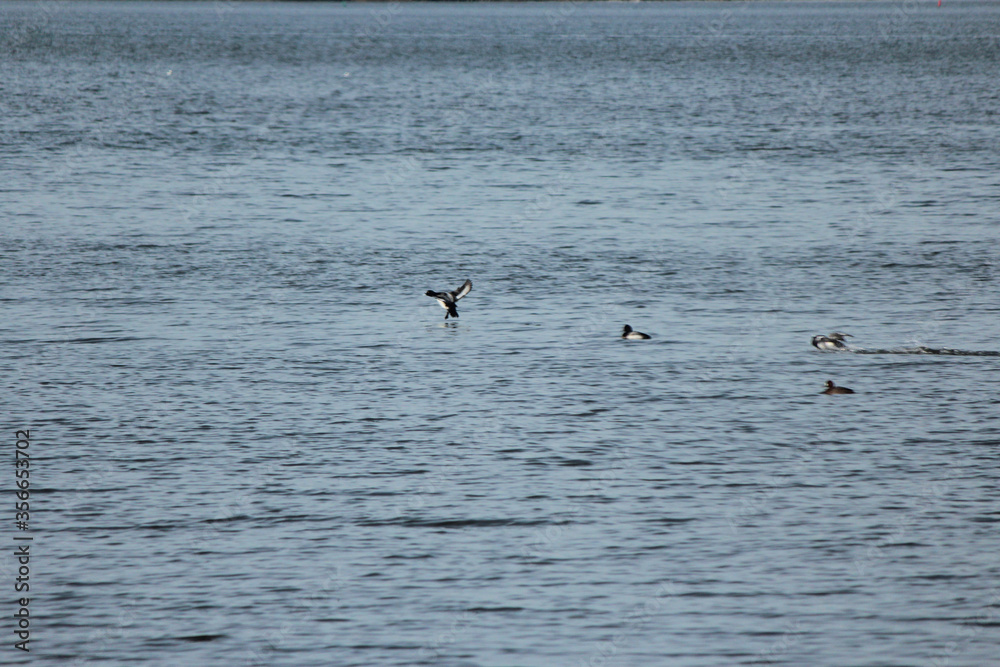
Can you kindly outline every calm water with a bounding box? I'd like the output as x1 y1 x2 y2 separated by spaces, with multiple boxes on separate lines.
3 1 1000 665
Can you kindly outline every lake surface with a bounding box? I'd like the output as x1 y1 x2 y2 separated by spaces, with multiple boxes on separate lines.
2 1 999 665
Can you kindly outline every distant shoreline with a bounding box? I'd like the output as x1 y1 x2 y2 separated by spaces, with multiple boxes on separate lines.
104 0 835 3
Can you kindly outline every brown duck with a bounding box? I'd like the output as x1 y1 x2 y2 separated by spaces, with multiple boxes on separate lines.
822 380 855 394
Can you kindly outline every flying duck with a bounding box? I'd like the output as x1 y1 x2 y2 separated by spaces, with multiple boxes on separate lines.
425 279 472 319
811 332 852 351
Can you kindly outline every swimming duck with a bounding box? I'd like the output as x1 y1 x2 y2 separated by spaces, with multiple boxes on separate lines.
811 332 852 351
622 324 651 340
821 380 855 394
425 279 472 319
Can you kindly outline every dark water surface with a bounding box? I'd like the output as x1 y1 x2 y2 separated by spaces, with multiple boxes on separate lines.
2 1 1000 665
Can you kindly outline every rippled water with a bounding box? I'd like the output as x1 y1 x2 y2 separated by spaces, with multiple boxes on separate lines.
3 1 1000 665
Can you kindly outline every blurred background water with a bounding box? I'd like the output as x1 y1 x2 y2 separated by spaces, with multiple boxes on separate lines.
2 1 999 665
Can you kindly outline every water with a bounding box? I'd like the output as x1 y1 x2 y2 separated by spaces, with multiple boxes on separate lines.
3 1 1000 665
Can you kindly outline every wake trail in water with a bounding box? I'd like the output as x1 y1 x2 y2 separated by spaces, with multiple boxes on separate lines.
846 347 1000 356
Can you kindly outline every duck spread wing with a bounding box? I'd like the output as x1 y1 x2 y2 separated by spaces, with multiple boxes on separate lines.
453 279 473 301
